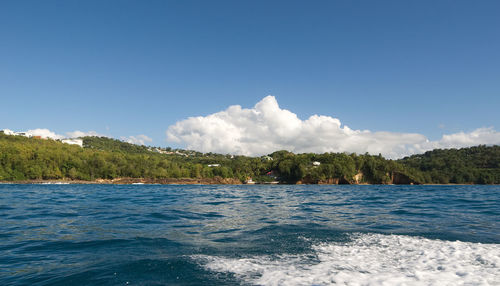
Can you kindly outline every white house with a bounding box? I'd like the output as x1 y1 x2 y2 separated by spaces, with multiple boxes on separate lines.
61 138 83 147
207 164 220 167
312 161 321 166
15 132 31 138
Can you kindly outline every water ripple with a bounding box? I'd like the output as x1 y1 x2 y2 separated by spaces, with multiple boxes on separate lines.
0 184 498 285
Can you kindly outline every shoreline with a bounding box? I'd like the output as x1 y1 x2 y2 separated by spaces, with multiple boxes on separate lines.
0 177 242 185
0 178 494 186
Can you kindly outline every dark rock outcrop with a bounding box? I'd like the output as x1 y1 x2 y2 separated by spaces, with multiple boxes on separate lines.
391 172 420 185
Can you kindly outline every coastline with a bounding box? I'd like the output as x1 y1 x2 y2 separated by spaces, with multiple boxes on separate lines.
0 178 492 185
0 177 242 185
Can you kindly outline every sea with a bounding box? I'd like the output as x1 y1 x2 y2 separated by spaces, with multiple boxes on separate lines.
0 184 498 285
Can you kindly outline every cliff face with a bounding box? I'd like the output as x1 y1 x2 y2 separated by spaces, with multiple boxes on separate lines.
391 172 420 185
298 176 353 185
317 178 340 184
353 173 363 184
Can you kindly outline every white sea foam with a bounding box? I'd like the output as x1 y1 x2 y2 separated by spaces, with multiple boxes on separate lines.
194 233 500 286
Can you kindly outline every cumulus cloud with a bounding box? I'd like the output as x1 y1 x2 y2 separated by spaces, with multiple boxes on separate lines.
13 128 154 146
437 127 500 149
25 129 106 139
167 96 500 159
27 128 64 140
66 130 105 138
121 135 153 146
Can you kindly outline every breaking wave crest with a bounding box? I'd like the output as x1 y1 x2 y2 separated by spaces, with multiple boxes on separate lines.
194 233 500 286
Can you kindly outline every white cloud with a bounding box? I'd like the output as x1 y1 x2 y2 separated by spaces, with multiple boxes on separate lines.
437 127 500 149
121 135 153 146
66 130 104 138
27 128 64 140
12 128 154 146
25 129 106 139
167 96 500 159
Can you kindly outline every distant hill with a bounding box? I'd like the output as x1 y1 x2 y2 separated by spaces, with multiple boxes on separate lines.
82 136 152 154
0 133 498 184
398 145 500 184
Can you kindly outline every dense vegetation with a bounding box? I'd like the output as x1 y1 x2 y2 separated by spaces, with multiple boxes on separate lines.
0 133 498 184
399 145 500 184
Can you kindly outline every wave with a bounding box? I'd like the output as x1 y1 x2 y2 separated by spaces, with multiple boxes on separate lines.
193 233 499 285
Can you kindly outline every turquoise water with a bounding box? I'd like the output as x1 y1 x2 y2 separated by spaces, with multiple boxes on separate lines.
1 184 499 285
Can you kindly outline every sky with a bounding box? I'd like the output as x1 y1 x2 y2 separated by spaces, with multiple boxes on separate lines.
1 1 499 158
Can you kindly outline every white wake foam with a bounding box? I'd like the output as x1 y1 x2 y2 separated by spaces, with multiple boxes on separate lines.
194 233 500 286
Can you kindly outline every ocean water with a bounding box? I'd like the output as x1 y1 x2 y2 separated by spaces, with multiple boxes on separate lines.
0 184 498 285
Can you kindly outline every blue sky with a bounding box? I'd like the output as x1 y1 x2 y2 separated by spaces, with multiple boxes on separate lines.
1 1 499 156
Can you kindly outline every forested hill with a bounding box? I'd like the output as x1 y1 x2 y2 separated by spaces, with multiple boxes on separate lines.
397 145 500 184
83 136 152 154
0 133 498 184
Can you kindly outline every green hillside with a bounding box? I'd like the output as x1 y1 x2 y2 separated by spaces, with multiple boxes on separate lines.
0 133 498 184
398 145 500 184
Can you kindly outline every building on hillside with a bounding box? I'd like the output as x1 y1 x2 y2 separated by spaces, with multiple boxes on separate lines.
175 151 189 156
265 170 277 179
61 138 83 147
15 132 31 138
154 148 175 155
312 161 321 166
207 164 220 167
